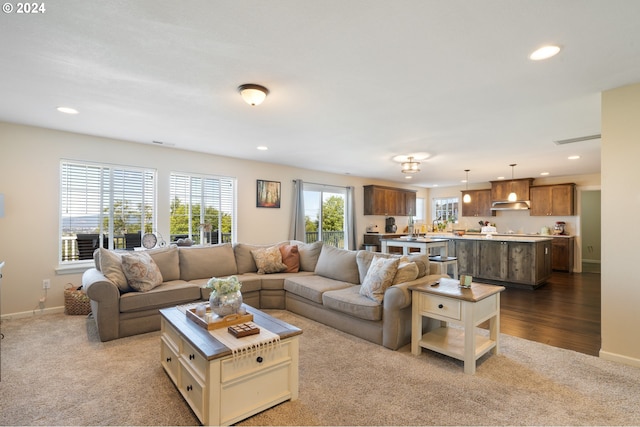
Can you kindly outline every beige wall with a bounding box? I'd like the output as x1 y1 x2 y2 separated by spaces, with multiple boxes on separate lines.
0 122 426 317
600 83 640 366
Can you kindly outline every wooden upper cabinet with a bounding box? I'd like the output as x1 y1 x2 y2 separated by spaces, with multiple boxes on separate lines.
363 185 417 216
530 184 575 216
461 189 494 217
490 178 534 202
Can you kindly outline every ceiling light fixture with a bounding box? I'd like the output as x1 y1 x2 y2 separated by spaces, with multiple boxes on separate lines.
238 84 269 106
401 156 420 174
508 163 518 202
463 169 471 203
56 106 79 114
529 45 561 60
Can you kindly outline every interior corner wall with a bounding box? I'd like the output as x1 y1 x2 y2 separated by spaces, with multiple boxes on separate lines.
600 82 640 367
0 122 427 318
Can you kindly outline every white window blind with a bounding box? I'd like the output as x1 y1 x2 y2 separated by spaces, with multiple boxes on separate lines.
170 173 236 245
60 161 156 262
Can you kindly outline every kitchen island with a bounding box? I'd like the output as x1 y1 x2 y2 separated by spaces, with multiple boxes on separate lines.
449 234 552 289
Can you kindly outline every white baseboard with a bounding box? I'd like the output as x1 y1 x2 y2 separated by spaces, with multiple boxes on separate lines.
1 305 65 320
599 349 640 368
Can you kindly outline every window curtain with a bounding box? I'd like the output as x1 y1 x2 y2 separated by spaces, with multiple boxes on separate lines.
289 179 306 241
346 186 357 250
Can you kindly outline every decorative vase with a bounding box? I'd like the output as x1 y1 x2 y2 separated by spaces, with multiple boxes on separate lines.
208 289 243 317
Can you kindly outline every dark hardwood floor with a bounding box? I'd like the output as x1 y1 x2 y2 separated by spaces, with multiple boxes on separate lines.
486 271 601 356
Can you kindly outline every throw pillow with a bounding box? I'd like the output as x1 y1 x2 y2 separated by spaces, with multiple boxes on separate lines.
393 261 419 285
360 256 400 303
290 240 323 271
279 244 300 273
251 245 287 274
121 252 163 292
98 248 132 292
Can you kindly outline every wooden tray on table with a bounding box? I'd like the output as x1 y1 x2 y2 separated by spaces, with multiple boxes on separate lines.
186 305 253 331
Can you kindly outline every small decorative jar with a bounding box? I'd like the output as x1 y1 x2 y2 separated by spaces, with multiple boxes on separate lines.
206 275 243 317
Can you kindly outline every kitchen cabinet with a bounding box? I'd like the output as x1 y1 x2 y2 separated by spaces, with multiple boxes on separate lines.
551 236 574 272
490 178 534 201
461 189 494 217
530 184 575 216
363 185 417 216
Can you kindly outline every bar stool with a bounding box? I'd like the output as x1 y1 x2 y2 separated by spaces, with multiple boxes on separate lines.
429 255 458 279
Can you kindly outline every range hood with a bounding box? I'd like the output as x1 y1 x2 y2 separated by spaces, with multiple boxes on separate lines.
491 200 531 211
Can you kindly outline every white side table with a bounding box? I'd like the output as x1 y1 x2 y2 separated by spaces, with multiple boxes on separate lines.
409 278 504 374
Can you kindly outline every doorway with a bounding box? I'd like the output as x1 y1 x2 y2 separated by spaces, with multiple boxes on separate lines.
580 189 601 273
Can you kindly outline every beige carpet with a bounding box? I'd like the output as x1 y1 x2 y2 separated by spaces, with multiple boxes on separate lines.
1 310 639 426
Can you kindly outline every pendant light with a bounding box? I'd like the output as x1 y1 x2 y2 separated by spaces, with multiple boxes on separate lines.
463 169 471 203
508 163 518 202
401 156 420 174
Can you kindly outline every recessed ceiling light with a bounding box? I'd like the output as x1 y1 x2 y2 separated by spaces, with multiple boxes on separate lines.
257 146 268 151
57 106 79 114
540 172 550 176
497 176 505 180
568 155 581 160
530 45 561 60
405 175 412 180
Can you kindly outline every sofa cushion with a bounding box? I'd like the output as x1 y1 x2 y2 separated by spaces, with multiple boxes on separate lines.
393 261 419 285
147 246 180 282
121 252 163 292
405 253 431 278
290 240 323 272
234 242 288 274
360 256 400 303
97 248 132 293
251 245 288 274
119 280 201 313
322 285 383 321
280 244 300 273
314 245 359 284
178 243 238 281
284 275 353 304
356 251 431 281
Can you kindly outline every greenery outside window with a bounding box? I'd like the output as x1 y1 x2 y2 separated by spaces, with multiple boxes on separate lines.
170 173 236 245
303 184 347 248
60 160 156 262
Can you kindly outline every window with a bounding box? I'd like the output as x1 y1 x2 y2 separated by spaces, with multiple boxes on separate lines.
432 197 458 229
60 161 156 262
170 173 236 245
416 197 425 221
303 184 347 248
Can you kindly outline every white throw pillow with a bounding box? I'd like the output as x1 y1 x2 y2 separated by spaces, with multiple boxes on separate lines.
360 256 400 303
251 245 287 274
121 252 163 292
98 248 131 292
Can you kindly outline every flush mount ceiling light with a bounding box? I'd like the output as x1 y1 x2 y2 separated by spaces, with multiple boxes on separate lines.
238 84 269 106
56 106 79 114
401 156 420 174
529 45 561 60
508 163 518 202
463 169 471 203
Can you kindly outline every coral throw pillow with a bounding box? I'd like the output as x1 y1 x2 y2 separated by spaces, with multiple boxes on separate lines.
279 245 300 273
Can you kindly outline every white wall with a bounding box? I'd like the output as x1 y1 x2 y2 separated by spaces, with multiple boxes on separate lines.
0 122 426 317
600 82 640 367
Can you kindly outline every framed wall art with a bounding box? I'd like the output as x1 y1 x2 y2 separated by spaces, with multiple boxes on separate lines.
256 179 281 208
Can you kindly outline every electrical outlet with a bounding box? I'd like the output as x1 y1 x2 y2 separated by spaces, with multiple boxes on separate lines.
42 279 50 289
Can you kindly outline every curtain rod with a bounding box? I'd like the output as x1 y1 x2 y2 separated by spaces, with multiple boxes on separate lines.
292 180 350 190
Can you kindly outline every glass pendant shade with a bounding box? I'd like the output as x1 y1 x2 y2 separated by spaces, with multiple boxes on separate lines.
463 169 471 203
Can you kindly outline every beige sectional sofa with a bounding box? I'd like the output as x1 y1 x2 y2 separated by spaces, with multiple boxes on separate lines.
82 240 447 349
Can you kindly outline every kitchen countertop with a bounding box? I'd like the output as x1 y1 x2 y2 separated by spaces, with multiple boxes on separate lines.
417 233 555 242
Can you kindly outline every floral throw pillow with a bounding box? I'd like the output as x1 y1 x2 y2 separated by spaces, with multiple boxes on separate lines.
251 245 287 274
360 256 400 303
121 252 163 292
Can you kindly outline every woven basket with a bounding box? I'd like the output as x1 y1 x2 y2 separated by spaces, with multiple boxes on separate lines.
64 284 91 315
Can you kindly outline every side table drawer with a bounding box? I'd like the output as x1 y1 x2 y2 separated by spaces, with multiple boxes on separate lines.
419 294 461 321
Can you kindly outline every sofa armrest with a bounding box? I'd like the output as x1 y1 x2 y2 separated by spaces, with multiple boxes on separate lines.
383 273 447 310
82 268 121 341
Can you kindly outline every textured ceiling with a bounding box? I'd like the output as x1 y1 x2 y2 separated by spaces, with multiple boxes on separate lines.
2 0 639 187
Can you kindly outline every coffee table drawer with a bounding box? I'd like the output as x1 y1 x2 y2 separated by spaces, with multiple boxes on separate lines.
181 339 208 381
220 341 292 382
179 362 206 423
418 293 461 321
161 337 179 383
